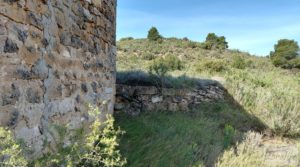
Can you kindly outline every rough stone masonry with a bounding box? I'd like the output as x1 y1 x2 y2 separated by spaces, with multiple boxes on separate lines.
0 0 116 158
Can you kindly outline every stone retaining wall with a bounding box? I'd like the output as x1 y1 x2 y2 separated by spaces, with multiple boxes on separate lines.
115 83 226 115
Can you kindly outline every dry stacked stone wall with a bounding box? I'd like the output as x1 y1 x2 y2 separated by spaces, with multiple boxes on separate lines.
115 83 226 115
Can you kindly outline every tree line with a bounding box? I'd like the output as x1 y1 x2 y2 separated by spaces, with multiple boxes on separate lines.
145 27 300 69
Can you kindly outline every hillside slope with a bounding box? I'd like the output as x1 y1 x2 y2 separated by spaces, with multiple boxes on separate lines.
116 38 300 166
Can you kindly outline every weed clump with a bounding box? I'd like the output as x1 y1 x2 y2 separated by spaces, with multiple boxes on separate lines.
0 127 27 167
196 59 226 73
232 56 247 69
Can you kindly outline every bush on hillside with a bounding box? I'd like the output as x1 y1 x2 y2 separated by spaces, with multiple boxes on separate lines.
196 59 226 73
232 56 247 69
149 55 184 75
119 37 134 41
187 41 199 48
183 37 189 41
148 55 184 88
141 52 156 60
204 33 228 51
149 58 169 88
147 27 163 41
270 39 300 69
163 55 184 71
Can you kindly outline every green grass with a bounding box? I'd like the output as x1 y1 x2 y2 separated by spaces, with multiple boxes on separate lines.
115 102 265 167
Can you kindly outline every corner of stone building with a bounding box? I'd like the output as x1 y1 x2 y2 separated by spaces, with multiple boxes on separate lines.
0 0 117 158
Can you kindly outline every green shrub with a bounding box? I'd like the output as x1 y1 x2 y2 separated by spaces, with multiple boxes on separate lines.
232 56 247 69
147 27 163 41
163 55 184 71
149 55 183 73
183 37 189 41
119 37 134 41
81 106 126 167
149 58 170 88
0 127 27 167
197 59 226 73
32 105 126 167
148 55 183 88
270 39 300 69
204 33 228 51
187 41 198 48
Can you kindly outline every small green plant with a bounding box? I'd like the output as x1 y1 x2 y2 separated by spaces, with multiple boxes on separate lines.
80 105 126 167
223 124 235 149
0 127 28 167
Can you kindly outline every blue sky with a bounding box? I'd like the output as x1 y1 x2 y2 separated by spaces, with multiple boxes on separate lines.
117 0 300 56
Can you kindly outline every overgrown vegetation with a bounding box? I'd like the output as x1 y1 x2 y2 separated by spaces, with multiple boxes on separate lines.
116 36 300 166
216 132 265 167
196 59 226 73
115 102 265 167
148 55 184 88
0 127 28 167
33 105 126 167
0 106 126 167
117 37 300 137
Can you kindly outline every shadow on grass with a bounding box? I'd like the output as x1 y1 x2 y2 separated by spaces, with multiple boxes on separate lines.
115 70 267 167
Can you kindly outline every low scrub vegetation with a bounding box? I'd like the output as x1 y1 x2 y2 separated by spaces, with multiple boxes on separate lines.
216 132 265 167
0 106 126 167
116 36 300 166
196 59 226 73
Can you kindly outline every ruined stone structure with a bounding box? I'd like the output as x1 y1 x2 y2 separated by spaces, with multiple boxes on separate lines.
0 0 116 157
115 83 226 115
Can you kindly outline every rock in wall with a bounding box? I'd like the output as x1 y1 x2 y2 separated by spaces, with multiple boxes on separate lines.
0 0 116 158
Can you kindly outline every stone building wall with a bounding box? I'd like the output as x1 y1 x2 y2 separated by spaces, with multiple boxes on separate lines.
0 0 116 157
115 84 226 115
